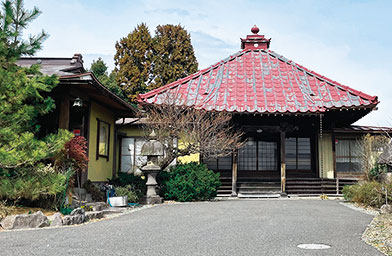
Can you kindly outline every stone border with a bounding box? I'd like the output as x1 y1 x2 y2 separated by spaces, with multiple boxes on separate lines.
0 205 155 232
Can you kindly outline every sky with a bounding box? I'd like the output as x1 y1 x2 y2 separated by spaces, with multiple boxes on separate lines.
24 0 392 126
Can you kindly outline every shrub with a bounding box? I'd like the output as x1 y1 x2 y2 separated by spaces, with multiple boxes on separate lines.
158 162 221 202
369 164 387 181
114 185 139 203
83 180 105 202
342 181 392 208
109 173 146 200
0 165 72 209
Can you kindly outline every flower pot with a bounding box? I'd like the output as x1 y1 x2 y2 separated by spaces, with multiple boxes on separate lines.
108 196 128 207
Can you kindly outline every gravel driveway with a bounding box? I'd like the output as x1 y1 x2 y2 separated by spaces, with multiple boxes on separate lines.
0 199 381 255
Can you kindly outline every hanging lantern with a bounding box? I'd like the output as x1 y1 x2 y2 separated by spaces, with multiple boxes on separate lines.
73 97 83 107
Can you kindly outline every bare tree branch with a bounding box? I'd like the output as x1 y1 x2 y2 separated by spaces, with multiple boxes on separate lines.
139 93 243 170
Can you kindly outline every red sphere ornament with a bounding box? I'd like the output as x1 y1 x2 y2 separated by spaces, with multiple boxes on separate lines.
251 25 259 34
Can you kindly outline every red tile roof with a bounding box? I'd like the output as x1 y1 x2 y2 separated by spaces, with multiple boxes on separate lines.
139 35 378 114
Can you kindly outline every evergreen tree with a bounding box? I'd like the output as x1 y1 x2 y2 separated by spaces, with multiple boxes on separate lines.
90 57 107 77
151 24 198 88
0 0 71 171
114 23 198 102
90 57 127 101
114 23 153 102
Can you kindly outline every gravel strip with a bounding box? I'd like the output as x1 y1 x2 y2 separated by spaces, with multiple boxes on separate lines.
340 202 380 216
362 214 392 256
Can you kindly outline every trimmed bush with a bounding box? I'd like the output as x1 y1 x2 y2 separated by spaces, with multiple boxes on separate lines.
342 181 392 208
158 162 221 202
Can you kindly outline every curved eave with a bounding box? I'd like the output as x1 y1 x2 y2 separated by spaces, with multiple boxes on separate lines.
60 72 139 115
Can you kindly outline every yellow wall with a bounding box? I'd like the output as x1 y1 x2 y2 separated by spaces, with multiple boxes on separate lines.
318 133 334 179
87 101 115 182
118 125 145 137
177 140 200 163
118 125 200 165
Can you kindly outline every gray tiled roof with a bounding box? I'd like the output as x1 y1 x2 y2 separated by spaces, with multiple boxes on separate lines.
17 53 85 77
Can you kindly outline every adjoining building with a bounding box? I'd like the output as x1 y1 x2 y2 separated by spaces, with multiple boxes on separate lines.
18 54 136 184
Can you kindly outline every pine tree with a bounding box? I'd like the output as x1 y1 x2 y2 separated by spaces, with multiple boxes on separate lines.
151 24 198 88
0 0 72 171
114 23 153 102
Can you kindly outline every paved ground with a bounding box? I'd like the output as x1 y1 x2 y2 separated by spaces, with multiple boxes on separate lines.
0 200 382 256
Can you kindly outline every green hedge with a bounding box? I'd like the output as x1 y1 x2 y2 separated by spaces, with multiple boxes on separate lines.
342 181 392 208
158 162 221 202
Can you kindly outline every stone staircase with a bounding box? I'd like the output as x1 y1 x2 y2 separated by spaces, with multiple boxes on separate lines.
237 180 281 198
216 176 233 197
286 178 358 195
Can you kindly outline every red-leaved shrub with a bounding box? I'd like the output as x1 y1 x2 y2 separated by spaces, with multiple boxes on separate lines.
65 136 89 173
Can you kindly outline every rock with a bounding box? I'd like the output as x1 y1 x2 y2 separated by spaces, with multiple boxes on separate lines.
73 188 86 196
85 211 104 221
70 207 85 216
85 193 93 202
85 202 108 211
380 204 392 214
1 211 49 230
62 214 86 225
62 207 86 225
50 213 63 227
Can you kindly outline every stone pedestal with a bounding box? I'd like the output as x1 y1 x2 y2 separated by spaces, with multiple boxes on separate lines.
140 131 164 205
141 165 162 205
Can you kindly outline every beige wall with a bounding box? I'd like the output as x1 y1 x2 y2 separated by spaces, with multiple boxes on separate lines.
87 101 115 182
117 125 200 167
118 125 145 137
318 133 334 179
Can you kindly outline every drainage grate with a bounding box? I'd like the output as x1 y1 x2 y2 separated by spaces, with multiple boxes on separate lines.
297 244 331 250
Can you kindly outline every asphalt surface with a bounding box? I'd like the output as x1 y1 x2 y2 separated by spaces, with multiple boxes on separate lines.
0 199 381 256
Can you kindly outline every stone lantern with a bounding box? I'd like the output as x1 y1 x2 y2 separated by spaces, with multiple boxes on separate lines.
140 131 164 204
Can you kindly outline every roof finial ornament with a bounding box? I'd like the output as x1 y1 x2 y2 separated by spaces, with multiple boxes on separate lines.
251 25 259 34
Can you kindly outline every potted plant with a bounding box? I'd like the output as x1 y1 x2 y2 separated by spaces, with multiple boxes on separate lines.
108 185 139 207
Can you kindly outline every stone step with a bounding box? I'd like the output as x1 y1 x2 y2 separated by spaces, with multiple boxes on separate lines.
238 193 281 198
238 182 280 188
238 189 281 194
216 194 231 197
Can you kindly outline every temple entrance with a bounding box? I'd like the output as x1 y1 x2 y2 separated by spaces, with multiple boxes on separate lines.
237 138 280 180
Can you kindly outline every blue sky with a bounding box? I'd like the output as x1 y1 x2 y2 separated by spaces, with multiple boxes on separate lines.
25 0 392 126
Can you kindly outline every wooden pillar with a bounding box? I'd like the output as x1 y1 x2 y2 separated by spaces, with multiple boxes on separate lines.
58 95 70 130
280 130 286 194
231 150 238 197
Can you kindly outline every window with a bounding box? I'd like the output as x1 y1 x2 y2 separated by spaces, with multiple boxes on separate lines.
238 140 257 171
120 137 147 172
96 119 110 160
258 141 277 171
285 137 311 171
203 154 232 171
237 140 278 171
336 139 361 172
